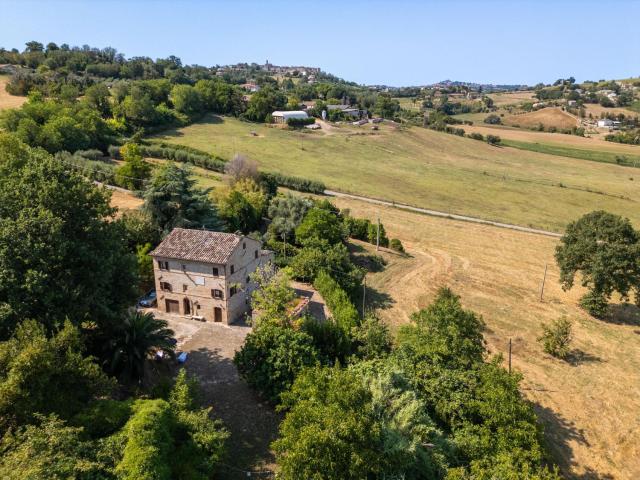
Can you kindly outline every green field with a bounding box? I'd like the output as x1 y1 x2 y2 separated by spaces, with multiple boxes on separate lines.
152 115 640 232
502 139 640 167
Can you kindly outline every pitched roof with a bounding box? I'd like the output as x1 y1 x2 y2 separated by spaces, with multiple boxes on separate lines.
150 228 242 264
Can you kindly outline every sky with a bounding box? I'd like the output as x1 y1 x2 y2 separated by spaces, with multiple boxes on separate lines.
1 0 639 86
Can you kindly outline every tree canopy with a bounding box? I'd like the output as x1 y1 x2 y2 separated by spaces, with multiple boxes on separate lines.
555 210 640 317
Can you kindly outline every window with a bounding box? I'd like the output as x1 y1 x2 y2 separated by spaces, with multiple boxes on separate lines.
254 250 259 259
246 276 250 284
160 282 172 292
212 289 224 299
243 242 246 249
230 265 235 274
230 285 238 297
182 264 187 272
158 260 169 270
212 267 219 277
182 284 188 292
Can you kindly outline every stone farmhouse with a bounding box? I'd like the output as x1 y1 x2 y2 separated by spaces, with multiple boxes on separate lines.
150 228 274 324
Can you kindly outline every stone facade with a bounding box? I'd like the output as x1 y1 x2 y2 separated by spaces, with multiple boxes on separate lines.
151 233 273 324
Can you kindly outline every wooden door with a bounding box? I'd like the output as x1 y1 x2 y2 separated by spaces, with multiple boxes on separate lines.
166 299 179 314
183 299 191 315
214 307 223 322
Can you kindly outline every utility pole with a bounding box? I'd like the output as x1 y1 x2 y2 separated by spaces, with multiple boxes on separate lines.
539 263 548 302
376 216 380 251
362 276 367 318
508 338 512 374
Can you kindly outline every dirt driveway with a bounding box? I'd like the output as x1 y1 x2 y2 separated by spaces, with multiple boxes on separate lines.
156 312 280 478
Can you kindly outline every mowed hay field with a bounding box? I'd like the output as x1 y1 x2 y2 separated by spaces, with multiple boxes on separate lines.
331 195 640 480
487 90 536 106
153 115 640 232
0 75 26 110
503 107 578 130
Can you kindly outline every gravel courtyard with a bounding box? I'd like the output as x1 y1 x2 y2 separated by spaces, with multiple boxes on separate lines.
157 312 280 478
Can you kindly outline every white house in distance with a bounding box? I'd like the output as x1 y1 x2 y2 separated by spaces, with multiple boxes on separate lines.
597 118 614 128
272 110 308 124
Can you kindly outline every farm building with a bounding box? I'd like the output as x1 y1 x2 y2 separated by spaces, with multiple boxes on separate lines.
327 104 361 118
150 228 274 324
272 110 309 124
597 119 614 128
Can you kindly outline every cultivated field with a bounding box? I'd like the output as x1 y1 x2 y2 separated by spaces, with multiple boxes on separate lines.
503 107 578 130
487 90 536 106
153 115 640 232
0 74 26 110
583 102 640 119
331 194 640 480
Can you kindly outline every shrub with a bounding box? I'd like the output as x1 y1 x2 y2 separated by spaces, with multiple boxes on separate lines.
486 134 501 145
468 132 484 141
538 317 573 359
389 238 405 253
579 291 609 318
286 117 315 127
233 324 319 403
313 270 360 332
484 114 501 125
75 149 104 160
108 145 121 159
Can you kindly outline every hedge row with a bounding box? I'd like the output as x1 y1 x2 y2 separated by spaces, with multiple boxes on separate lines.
56 151 118 185
108 144 325 194
260 171 325 194
313 270 360 332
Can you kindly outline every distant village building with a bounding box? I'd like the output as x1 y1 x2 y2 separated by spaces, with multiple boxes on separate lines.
150 228 274 324
597 119 614 128
271 110 308 124
240 82 261 92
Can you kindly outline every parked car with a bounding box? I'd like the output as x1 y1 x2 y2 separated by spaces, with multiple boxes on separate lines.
138 289 157 308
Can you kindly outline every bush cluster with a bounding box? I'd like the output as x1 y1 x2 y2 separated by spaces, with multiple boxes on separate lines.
313 270 360 332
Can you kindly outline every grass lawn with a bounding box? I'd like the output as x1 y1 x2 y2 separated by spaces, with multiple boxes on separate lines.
152 115 640 232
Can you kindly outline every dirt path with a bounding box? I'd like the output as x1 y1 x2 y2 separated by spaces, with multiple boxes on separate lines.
324 189 562 238
157 313 279 479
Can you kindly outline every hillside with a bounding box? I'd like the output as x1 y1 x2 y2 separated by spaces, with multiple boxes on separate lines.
503 107 578 130
152 115 640 232
0 74 26 110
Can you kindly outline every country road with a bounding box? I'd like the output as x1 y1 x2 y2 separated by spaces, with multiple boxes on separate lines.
324 190 563 238
98 181 561 238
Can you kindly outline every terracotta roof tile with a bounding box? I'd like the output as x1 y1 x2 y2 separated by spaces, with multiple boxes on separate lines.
150 228 242 264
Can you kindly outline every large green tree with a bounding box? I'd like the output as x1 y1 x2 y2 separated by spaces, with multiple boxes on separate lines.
0 320 113 433
555 210 640 317
142 162 221 234
234 323 319 403
0 134 138 338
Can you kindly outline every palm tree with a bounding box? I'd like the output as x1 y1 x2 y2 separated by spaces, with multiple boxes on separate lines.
109 310 176 382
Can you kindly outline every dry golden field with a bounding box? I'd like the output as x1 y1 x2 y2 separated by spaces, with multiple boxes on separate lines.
332 195 640 480
463 123 640 154
504 107 578 130
0 75 26 110
488 90 536 106
109 188 144 213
